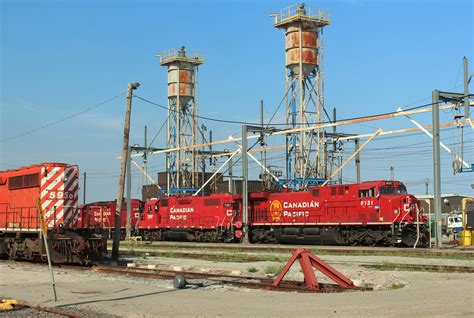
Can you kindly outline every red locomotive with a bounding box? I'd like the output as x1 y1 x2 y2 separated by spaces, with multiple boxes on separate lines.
77 199 143 238
138 194 242 242
247 180 428 246
134 180 428 247
0 163 106 264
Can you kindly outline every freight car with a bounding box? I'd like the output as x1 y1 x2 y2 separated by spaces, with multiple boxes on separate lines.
77 199 143 239
135 180 428 247
0 163 106 264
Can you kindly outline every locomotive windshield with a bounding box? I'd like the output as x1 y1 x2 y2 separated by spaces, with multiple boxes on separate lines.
379 186 407 195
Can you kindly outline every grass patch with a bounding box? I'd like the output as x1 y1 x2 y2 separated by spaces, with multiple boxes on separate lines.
362 263 474 273
264 263 285 274
123 250 286 263
307 248 473 261
109 241 473 261
247 266 258 273
391 283 406 290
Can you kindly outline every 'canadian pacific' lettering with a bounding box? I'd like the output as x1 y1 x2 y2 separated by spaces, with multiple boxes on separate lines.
170 207 194 213
283 201 320 209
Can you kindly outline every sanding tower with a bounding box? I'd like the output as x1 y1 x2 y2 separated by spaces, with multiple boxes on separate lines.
272 4 330 182
158 46 204 191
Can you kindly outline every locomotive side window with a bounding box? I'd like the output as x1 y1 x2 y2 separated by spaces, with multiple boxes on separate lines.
312 189 320 196
358 188 375 198
8 173 40 190
379 186 408 195
397 186 407 194
148 205 152 214
204 198 221 206
338 186 344 196
379 187 396 195
154 204 159 212
331 187 337 196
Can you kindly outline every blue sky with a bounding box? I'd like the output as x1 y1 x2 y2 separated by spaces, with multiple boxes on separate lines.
1 0 473 202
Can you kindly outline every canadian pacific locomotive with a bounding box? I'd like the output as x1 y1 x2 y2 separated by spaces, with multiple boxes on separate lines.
0 163 106 264
1 162 427 258
77 199 143 239
134 180 429 247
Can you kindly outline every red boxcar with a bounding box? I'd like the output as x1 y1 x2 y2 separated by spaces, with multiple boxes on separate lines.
0 163 106 264
138 194 242 242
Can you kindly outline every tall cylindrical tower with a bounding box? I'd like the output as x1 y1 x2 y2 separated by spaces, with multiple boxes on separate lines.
158 46 204 191
272 4 330 183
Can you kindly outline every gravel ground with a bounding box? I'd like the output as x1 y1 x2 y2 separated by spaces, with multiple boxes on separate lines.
117 250 473 290
1 251 473 317
0 305 118 317
1 262 472 317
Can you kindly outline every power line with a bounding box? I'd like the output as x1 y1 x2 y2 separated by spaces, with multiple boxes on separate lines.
0 92 125 143
134 95 442 127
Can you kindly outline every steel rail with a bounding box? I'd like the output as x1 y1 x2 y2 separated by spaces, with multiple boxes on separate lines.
116 249 474 273
93 264 370 293
114 241 474 258
15 304 82 318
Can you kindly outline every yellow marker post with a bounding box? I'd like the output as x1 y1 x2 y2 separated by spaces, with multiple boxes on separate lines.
36 198 57 302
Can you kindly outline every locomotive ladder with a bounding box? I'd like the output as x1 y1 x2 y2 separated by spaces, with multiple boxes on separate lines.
272 248 356 291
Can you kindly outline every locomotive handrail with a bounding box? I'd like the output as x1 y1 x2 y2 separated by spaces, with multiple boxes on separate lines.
413 205 421 248
0 204 39 231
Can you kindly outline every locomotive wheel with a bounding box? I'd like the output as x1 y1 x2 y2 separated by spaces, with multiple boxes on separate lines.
195 232 203 242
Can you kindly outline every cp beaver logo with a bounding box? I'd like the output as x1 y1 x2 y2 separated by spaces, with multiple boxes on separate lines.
269 200 283 221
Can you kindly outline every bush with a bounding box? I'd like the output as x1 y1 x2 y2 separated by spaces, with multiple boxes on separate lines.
247 266 258 273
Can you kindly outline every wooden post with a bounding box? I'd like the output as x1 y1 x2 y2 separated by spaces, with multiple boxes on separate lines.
112 82 139 260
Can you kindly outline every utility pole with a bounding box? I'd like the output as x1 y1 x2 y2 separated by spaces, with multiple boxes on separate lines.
126 146 132 240
390 166 394 180
260 99 266 188
354 139 361 183
242 125 249 243
228 152 234 194
332 107 337 180
112 82 140 261
425 178 429 195
464 57 470 120
143 125 148 167
82 172 86 205
432 90 443 248
201 124 207 195
338 154 343 184
240 123 277 242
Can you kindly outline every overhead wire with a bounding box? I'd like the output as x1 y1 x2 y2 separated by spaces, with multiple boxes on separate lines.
0 92 126 143
134 95 446 127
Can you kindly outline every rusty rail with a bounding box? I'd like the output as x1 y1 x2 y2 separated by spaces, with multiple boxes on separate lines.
94 264 370 293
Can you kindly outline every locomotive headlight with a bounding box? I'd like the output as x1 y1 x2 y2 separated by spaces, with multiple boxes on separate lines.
394 208 399 214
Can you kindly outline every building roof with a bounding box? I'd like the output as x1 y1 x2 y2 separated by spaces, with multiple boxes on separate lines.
415 194 474 199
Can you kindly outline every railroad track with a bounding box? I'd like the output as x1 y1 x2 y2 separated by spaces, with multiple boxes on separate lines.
117 249 474 273
361 263 474 273
116 241 474 259
0 260 368 294
92 264 370 293
5 303 82 317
